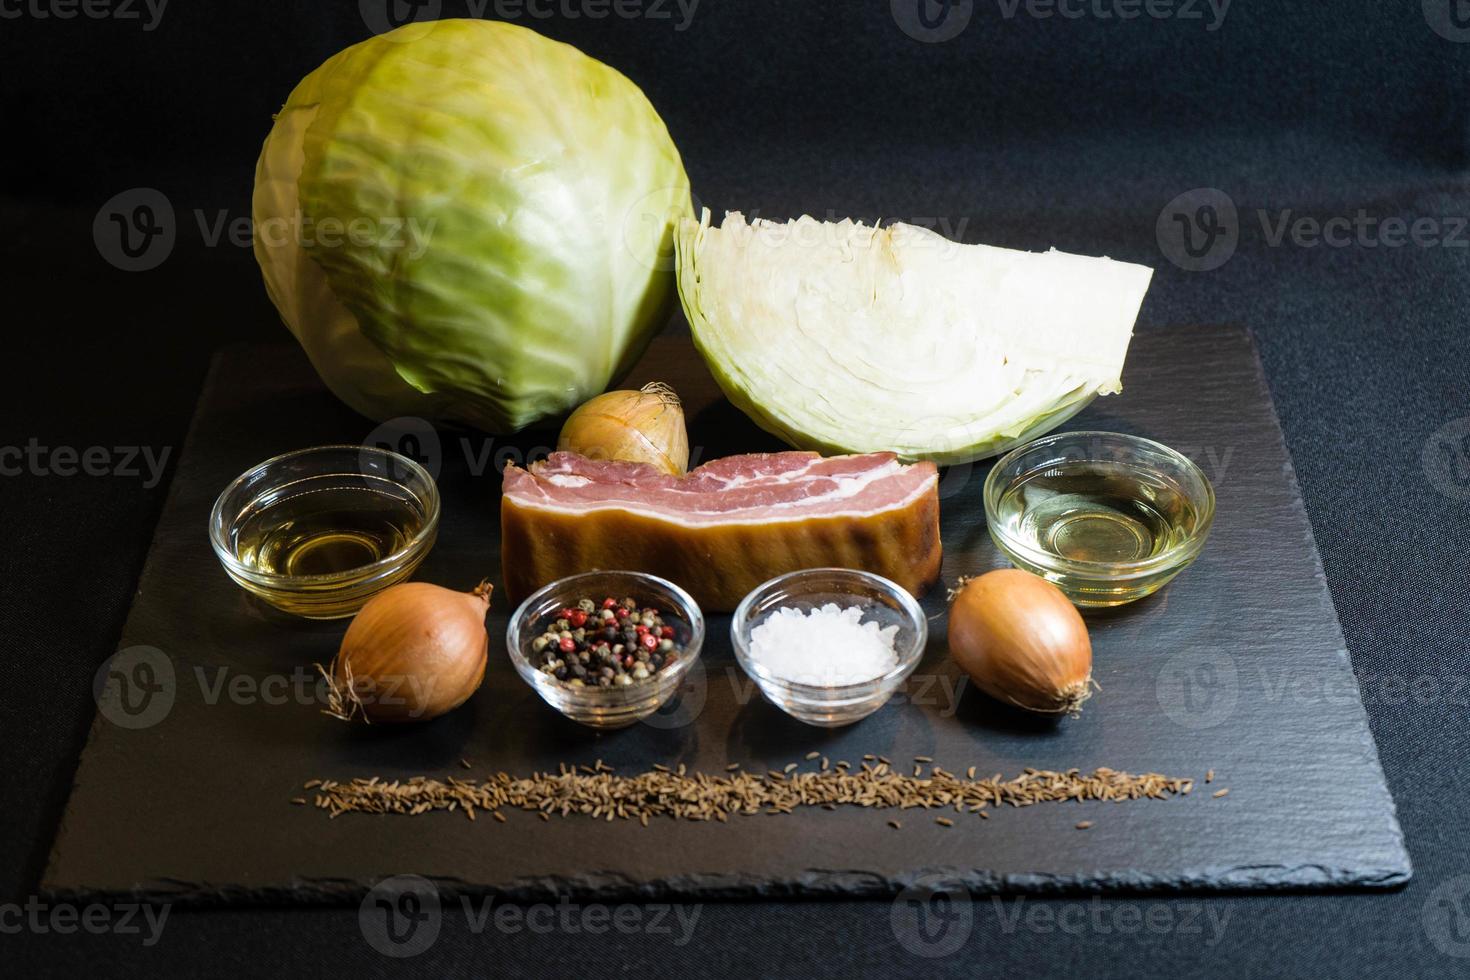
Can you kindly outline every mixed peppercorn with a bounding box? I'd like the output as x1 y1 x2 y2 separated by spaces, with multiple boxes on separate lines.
530 596 680 688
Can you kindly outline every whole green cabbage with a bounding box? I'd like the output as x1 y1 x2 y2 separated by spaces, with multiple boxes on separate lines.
253 19 690 433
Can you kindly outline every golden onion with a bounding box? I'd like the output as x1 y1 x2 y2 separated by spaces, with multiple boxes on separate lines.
948 570 1094 716
557 382 689 475
322 581 491 723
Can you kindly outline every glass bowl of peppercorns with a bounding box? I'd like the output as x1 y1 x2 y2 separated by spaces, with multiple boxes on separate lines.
506 571 706 729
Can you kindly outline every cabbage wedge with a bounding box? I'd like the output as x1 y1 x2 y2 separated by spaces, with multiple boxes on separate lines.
676 211 1153 464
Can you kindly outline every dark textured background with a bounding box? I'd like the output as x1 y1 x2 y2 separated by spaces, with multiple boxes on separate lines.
2 0 1468 976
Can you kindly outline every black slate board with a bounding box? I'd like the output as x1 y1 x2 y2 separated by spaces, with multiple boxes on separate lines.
43 326 1410 903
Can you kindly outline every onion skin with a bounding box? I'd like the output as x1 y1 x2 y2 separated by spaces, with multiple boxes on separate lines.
557 382 689 475
328 581 491 723
948 570 1093 716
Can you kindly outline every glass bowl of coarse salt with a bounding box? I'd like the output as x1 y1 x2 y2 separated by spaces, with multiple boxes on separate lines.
731 568 928 727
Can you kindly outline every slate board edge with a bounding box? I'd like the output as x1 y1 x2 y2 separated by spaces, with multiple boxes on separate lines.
42 860 1413 908
37 349 233 898
1234 325 1412 883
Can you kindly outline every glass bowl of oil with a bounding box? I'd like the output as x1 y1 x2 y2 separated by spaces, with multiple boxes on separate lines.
208 445 439 619
983 431 1215 608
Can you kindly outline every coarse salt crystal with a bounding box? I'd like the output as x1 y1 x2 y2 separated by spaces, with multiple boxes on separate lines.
747 603 900 686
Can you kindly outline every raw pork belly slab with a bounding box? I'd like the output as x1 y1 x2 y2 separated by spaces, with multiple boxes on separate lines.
501 451 942 610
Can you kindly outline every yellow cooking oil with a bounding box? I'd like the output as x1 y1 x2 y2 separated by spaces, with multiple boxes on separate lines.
232 487 425 578
992 461 1199 565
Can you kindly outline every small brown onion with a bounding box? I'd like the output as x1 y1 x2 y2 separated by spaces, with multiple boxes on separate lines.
557 382 689 475
322 581 491 723
948 570 1094 716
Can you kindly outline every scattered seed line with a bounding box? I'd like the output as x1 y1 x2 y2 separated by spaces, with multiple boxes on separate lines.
302 766 1197 823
